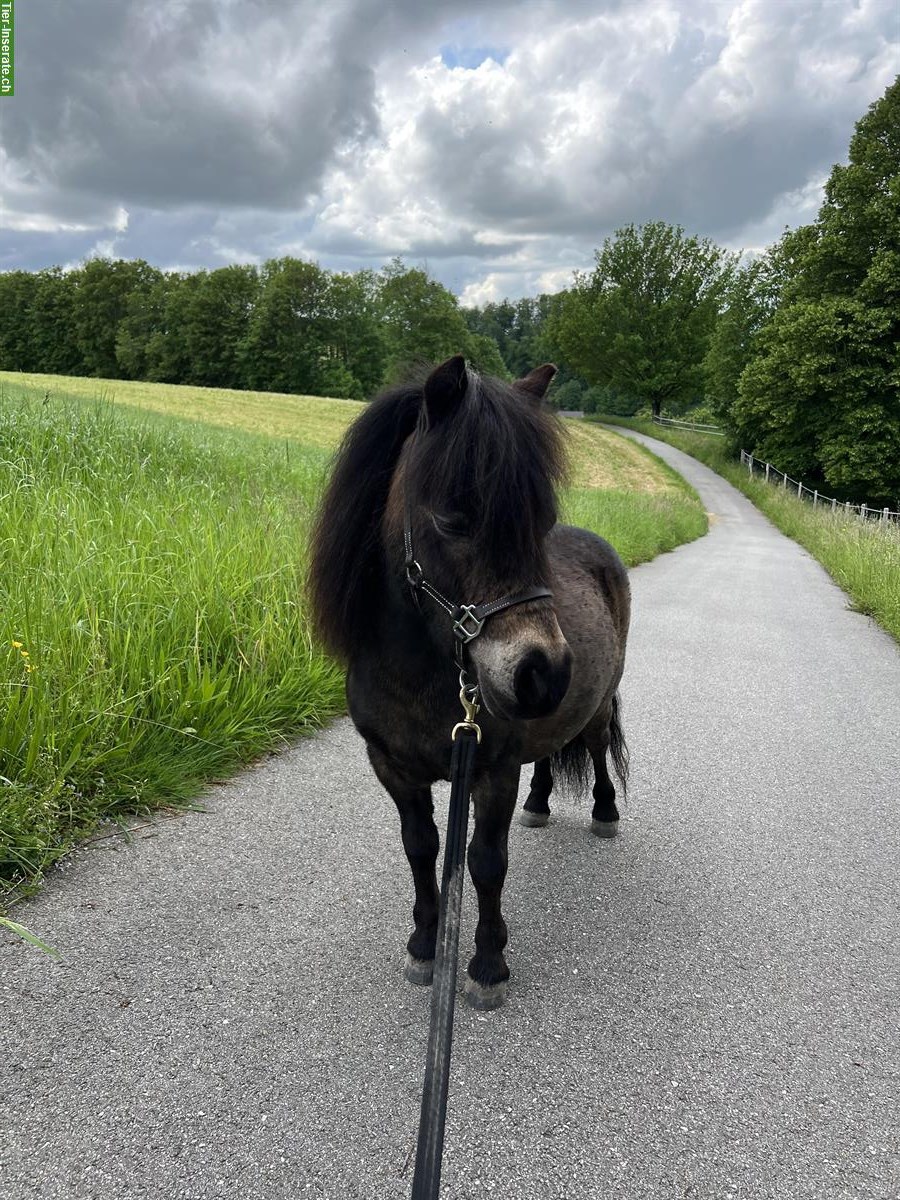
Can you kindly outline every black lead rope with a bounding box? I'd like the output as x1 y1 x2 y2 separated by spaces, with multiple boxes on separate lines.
411 721 479 1200
404 504 553 1198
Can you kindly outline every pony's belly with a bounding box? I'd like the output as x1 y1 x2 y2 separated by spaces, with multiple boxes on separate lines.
517 676 606 762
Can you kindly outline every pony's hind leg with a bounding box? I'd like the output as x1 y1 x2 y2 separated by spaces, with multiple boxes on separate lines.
366 744 439 985
582 709 622 839
519 757 553 827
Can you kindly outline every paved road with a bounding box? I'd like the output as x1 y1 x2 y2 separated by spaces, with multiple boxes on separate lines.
3 433 899 1200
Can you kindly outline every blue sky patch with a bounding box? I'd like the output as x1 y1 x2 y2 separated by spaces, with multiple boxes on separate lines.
440 44 509 70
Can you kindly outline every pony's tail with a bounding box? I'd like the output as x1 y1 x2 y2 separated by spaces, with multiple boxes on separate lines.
549 736 593 797
608 692 629 797
549 692 629 798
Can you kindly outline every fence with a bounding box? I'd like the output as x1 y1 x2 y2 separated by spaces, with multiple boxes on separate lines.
739 451 900 526
651 415 725 436
647 414 899 526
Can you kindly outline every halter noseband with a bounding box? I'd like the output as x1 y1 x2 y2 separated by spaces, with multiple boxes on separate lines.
403 506 553 667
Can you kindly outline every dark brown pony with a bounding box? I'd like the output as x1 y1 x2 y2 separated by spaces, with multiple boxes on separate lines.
309 356 630 1009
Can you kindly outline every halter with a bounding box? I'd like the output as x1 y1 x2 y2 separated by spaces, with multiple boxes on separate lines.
403 504 553 677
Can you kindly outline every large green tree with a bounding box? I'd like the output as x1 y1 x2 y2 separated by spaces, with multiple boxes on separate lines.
72 258 161 378
552 221 734 417
702 235 801 426
377 260 503 381
735 77 900 503
184 265 260 389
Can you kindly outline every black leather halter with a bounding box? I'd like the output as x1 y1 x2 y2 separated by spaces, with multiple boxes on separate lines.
403 507 553 662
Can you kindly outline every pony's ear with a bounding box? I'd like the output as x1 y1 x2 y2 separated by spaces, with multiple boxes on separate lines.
514 363 557 405
423 355 468 427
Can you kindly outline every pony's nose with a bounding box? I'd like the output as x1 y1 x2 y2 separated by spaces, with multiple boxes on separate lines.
513 647 572 718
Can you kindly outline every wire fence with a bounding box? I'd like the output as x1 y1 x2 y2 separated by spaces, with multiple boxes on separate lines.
651 415 725 436
739 450 900 527
646 415 900 529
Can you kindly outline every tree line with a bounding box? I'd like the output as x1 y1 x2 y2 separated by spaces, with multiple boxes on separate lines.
0 78 896 502
0 256 511 401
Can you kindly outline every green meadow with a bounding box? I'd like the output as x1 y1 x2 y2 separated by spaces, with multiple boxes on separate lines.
0 374 706 897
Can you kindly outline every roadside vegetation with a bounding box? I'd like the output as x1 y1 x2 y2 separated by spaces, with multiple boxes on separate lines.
599 416 900 644
0 376 705 900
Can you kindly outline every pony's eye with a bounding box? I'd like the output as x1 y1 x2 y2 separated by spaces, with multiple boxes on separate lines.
431 511 470 539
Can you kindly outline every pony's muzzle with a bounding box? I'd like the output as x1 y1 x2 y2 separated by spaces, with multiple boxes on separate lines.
512 646 572 718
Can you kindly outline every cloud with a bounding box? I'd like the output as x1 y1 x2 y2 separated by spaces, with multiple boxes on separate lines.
1 0 897 298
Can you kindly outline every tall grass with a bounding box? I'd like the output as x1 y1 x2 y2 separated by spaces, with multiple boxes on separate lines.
597 416 900 643
0 386 344 894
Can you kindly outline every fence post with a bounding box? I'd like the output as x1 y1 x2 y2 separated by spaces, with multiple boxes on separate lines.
765 462 770 482
782 472 787 488
831 497 836 511
797 479 802 497
861 504 867 520
748 454 754 477
884 507 890 523
813 490 818 507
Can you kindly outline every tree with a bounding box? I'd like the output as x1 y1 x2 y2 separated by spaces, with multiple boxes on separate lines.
72 258 160 378
116 272 173 380
378 259 475 380
238 258 333 395
734 77 900 503
703 237 796 425
552 222 734 417
0 271 40 371
184 265 260 389
30 268 82 375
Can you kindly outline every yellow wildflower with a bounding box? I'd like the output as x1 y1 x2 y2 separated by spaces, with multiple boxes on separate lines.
11 640 23 649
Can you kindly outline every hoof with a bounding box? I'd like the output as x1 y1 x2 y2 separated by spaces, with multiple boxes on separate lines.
591 818 619 839
464 977 507 1011
519 809 550 828
404 954 434 986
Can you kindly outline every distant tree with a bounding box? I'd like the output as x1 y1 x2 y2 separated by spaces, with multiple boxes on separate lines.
552 222 734 418
378 259 474 380
30 268 82 375
72 258 160 378
464 295 559 378
144 273 203 383
702 240 794 425
734 76 900 503
116 272 173 380
185 264 260 389
550 379 585 411
321 269 387 397
238 258 331 395
0 271 40 371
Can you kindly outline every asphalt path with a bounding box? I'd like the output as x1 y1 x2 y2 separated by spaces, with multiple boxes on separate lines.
3 432 899 1200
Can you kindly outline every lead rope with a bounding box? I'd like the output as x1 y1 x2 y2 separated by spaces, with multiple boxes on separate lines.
411 680 481 1200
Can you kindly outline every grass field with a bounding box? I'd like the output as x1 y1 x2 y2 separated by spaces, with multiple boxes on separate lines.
598 416 900 644
0 373 706 899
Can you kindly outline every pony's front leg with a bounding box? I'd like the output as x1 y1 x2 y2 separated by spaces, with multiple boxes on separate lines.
366 744 439 986
464 762 520 1011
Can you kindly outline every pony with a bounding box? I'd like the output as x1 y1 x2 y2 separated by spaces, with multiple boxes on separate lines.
308 356 630 1010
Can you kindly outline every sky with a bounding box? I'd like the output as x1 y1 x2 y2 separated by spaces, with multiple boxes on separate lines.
0 0 898 304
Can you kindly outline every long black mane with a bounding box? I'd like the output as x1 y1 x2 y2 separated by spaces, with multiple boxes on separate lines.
308 368 567 662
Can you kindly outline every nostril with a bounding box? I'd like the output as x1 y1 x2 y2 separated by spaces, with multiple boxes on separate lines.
513 648 570 717
516 660 549 710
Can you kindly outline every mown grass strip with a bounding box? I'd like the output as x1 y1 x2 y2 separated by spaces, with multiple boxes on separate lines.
598 416 900 644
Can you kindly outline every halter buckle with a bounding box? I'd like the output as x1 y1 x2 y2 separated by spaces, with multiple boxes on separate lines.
452 605 485 643
406 560 424 588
